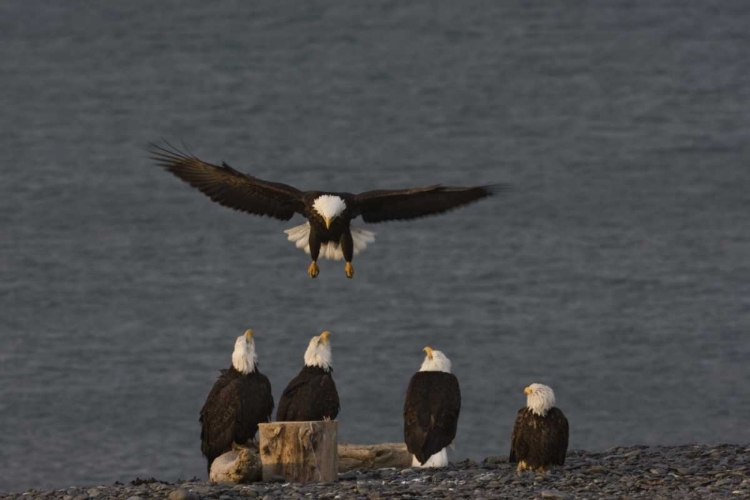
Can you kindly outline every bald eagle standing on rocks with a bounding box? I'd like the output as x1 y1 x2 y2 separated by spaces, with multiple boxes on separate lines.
403 347 461 467
509 383 569 472
276 331 340 421
149 143 503 279
199 330 274 473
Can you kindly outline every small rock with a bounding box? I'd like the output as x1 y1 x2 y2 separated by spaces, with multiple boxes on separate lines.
339 470 358 480
86 489 101 498
168 489 198 500
192 486 212 495
649 468 667 475
239 490 259 498
356 483 370 493
624 449 642 458
541 490 570 499
125 497 143 500
482 455 507 465
72 495 89 500
267 474 286 483
400 468 415 475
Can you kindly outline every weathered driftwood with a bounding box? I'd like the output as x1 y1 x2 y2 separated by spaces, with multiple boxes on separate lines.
259 421 338 483
337 442 412 472
210 440 411 484
209 444 262 483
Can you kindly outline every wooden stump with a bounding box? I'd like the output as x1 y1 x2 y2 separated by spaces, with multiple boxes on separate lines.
338 443 412 472
259 421 338 483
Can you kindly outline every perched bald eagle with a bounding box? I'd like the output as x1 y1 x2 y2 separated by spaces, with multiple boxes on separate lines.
403 347 461 467
199 330 274 473
509 383 569 472
276 331 340 421
149 142 503 279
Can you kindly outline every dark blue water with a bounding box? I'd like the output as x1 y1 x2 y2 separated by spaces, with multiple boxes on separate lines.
2 0 749 493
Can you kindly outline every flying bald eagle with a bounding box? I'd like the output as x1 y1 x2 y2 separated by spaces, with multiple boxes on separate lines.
403 347 461 467
509 383 569 472
149 142 503 278
276 331 340 421
199 329 274 473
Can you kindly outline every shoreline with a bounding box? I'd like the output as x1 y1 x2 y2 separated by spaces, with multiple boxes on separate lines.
3 444 748 499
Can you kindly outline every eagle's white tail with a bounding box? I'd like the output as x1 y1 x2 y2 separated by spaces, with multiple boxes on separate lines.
283 222 375 261
412 448 448 468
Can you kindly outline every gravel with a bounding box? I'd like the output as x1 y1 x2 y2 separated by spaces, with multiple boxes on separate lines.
3 444 748 499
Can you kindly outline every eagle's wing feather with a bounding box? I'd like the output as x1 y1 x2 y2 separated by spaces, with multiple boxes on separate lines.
200 371 242 466
403 372 461 464
509 408 527 463
149 143 305 220
352 184 504 223
548 408 569 465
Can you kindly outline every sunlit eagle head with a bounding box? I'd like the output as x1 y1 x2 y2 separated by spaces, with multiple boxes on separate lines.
231 329 257 374
312 195 347 229
419 346 452 373
524 383 555 416
303 330 332 372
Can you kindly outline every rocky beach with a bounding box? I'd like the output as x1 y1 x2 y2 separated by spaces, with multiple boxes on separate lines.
4 444 748 500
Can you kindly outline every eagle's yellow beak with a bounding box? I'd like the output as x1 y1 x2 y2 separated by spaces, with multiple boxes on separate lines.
324 217 332 229
244 329 254 340
524 386 532 395
320 330 331 343
423 346 434 360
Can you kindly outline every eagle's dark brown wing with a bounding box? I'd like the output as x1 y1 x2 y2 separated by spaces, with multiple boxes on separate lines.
351 184 503 223
403 372 461 465
149 142 306 220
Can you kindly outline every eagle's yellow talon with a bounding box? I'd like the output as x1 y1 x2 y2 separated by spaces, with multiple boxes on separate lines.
344 262 354 279
308 261 319 278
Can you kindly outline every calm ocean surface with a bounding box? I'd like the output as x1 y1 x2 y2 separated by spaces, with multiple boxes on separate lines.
1 0 749 493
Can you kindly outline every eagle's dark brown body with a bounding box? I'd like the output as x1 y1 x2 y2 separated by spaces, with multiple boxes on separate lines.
403 371 461 465
199 367 274 472
276 366 340 422
509 407 569 472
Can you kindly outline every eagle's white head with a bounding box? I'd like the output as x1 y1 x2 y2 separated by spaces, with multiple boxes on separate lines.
419 346 452 373
232 329 257 374
313 195 346 229
304 330 332 372
525 383 555 416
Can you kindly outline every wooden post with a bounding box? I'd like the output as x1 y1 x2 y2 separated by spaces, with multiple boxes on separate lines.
258 421 338 483
338 443 412 472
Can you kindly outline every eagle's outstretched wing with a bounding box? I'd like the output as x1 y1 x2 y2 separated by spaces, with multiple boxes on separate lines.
352 184 503 223
149 142 306 220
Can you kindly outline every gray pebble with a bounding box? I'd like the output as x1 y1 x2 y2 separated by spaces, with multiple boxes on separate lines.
482 455 507 465
168 488 199 500
125 497 143 500
541 490 570 499
400 468 415 475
